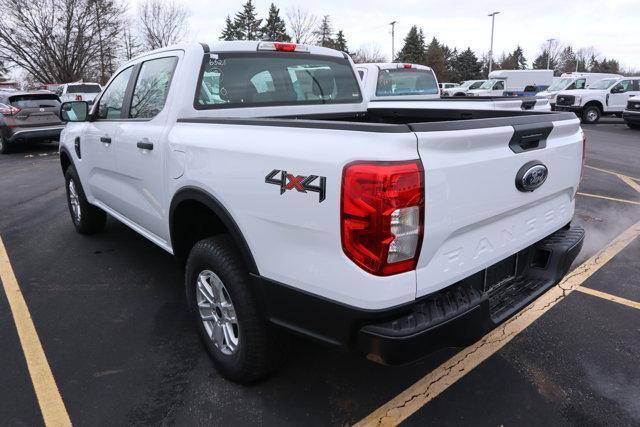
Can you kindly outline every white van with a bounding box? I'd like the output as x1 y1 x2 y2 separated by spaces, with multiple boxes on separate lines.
537 72 622 108
468 70 554 97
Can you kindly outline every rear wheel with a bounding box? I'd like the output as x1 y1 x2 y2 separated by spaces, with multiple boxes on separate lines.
0 136 11 154
581 105 601 124
186 236 289 384
64 166 107 234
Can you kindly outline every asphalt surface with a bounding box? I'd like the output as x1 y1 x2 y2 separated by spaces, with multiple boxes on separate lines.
0 123 639 426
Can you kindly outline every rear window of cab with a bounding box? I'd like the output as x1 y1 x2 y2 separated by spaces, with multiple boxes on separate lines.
376 68 439 97
195 52 362 109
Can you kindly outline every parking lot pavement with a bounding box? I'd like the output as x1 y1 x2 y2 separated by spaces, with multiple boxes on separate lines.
0 125 639 426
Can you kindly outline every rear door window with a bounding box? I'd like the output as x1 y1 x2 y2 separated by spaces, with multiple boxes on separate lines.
129 56 178 119
375 68 438 97
195 52 362 109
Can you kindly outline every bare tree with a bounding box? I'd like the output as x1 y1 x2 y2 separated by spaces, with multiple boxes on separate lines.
0 0 123 83
286 7 317 44
90 0 125 84
576 46 598 72
138 0 189 50
122 23 142 61
351 43 387 63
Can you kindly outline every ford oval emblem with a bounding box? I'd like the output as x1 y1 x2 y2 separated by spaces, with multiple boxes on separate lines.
516 161 548 192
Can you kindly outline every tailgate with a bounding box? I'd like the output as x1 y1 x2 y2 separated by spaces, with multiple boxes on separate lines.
412 114 582 297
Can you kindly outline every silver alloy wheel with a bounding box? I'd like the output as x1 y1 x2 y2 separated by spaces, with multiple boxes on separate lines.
196 269 239 355
586 108 598 122
68 179 82 222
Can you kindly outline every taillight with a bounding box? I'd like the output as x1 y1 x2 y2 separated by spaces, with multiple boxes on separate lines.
0 105 20 116
75 95 83 101
341 160 424 276
402 64 412 69
257 41 309 53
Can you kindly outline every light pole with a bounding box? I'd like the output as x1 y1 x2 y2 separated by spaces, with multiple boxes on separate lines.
546 38 557 70
487 11 500 75
389 21 397 62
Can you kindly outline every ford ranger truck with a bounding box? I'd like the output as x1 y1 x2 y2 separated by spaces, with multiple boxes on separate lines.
555 77 640 123
58 41 585 384
357 63 550 112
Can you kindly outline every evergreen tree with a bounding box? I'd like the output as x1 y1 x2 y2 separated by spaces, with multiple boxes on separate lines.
501 46 527 70
532 51 557 71
333 30 349 53
220 15 239 41
396 26 426 64
233 0 262 41
558 46 577 74
313 15 334 47
452 48 483 80
261 3 290 42
425 37 447 79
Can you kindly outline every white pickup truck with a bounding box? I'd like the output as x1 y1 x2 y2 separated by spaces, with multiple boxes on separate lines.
537 73 622 109
356 63 550 112
58 41 585 383
555 77 640 123
623 96 640 129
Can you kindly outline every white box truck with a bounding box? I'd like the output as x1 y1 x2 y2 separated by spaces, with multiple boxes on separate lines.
468 70 554 97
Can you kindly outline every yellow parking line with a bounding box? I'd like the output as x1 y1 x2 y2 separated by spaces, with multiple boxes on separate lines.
575 287 640 310
355 220 640 427
0 236 71 427
584 164 640 182
577 192 640 206
618 175 640 194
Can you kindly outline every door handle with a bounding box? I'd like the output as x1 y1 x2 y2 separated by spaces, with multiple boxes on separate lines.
100 136 111 144
137 141 154 150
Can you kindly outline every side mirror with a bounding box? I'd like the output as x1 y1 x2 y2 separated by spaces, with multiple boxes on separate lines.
60 101 89 122
610 86 624 94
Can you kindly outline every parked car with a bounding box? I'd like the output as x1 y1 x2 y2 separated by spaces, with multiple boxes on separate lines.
537 73 622 108
56 82 102 104
555 77 640 123
441 80 486 96
623 95 640 129
468 69 554 97
0 91 64 154
58 41 585 383
357 63 550 111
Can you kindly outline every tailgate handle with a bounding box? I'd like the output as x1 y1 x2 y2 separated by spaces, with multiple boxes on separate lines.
509 123 553 153
100 136 111 144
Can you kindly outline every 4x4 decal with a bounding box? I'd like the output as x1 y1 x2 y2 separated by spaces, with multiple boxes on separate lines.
265 169 326 203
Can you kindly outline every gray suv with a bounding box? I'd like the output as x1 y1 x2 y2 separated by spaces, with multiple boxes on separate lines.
0 91 65 154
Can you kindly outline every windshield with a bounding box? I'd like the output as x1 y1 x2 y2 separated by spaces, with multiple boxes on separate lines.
67 84 102 93
459 81 474 88
589 79 618 90
547 78 574 91
468 81 484 89
376 68 439 97
479 79 499 90
195 52 362 109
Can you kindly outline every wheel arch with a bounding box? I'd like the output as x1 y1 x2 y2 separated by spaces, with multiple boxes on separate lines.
584 100 603 111
169 187 259 275
59 146 73 174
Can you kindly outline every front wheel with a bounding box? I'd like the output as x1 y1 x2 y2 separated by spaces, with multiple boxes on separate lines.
0 136 11 154
64 166 107 234
581 105 601 124
185 236 289 384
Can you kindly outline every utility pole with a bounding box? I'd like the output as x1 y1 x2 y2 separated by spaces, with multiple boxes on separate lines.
487 11 500 76
546 38 557 70
389 21 397 62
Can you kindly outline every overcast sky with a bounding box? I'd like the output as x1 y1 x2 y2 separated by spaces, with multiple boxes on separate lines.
130 0 639 70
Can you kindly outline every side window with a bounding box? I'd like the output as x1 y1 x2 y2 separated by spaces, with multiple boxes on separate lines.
634 80 640 91
612 80 631 93
130 57 178 119
494 81 505 90
575 79 586 90
357 70 365 80
97 67 133 120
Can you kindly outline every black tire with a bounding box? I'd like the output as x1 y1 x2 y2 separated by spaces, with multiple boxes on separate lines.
185 235 289 384
64 166 107 234
0 136 11 154
626 122 640 130
453 92 466 97
581 105 601 124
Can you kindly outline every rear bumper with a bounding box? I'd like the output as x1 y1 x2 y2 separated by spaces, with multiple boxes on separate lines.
5 125 65 143
623 110 640 125
257 224 584 365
